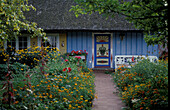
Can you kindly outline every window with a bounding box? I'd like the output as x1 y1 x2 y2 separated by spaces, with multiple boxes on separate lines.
7 39 16 49
5 36 30 50
19 37 27 50
38 34 59 50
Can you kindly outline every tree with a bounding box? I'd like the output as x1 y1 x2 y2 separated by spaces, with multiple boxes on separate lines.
0 0 46 44
70 0 168 47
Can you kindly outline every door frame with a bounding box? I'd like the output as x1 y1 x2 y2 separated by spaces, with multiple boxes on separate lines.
92 33 113 68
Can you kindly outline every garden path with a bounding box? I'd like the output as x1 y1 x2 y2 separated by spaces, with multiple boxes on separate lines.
92 72 126 110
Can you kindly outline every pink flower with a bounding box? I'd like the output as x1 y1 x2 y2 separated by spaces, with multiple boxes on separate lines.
65 59 68 62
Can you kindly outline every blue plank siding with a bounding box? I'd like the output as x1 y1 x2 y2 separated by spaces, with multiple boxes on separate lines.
67 32 92 68
121 33 126 55
131 32 137 54
112 31 159 69
116 32 121 55
67 32 72 51
126 32 132 55
137 33 142 55
77 32 82 50
67 31 159 69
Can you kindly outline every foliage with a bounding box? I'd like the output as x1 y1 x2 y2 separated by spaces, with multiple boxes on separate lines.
70 0 168 46
113 59 168 110
0 62 28 80
0 46 95 109
0 46 60 68
0 0 46 43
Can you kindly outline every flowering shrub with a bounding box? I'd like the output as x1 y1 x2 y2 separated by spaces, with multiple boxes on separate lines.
0 47 95 109
15 46 60 68
0 46 60 68
113 59 168 110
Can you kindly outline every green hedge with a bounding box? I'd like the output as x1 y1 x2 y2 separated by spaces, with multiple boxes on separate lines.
113 59 168 110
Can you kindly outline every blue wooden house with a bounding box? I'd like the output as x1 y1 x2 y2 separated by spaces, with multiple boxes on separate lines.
10 0 159 69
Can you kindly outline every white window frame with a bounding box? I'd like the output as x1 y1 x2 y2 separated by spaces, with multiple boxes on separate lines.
4 35 30 50
38 33 59 50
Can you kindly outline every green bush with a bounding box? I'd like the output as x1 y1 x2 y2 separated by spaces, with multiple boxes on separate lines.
0 62 28 80
113 59 168 110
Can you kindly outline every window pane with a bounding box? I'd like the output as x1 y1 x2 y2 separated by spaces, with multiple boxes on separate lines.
42 36 58 49
23 37 27 41
19 37 27 50
24 42 27 48
12 42 16 48
7 39 16 49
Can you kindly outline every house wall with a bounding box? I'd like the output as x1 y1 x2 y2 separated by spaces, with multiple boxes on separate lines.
67 32 93 68
112 31 159 69
67 31 159 69
59 33 67 54
30 37 38 47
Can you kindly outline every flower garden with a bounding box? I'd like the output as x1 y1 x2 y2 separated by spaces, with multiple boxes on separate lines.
0 46 95 109
0 45 168 110
113 59 168 110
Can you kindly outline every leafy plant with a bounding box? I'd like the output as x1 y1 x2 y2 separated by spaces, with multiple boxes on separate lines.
113 59 168 110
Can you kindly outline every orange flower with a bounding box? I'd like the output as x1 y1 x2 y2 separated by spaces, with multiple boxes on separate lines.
140 107 143 110
14 101 19 104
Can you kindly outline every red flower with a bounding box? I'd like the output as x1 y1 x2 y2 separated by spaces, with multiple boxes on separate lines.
67 67 72 72
132 56 134 62
86 52 88 55
63 68 67 72
65 59 68 62
62 67 72 73
75 51 79 54
75 56 81 59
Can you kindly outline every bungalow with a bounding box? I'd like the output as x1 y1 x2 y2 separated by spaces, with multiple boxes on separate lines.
4 0 159 69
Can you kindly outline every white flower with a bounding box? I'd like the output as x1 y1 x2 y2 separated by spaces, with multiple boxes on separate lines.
26 88 33 94
23 105 28 109
131 99 140 103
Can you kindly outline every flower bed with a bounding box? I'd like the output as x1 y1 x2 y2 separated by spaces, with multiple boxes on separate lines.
113 59 168 110
0 47 95 109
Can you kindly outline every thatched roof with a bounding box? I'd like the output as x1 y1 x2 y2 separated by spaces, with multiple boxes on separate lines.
26 0 137 31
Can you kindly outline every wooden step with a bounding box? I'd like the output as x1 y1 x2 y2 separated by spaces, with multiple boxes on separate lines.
92 68 115 73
